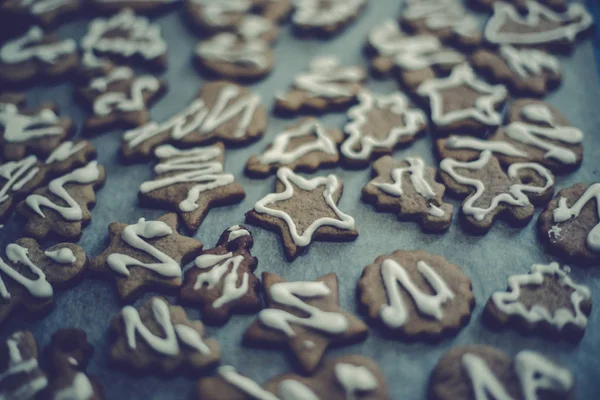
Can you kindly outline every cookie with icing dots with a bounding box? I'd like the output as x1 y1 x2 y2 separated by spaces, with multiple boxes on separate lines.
138 143 245 232
291 0 367 37
245 117 344 178
110 296 221 375
180 224 260 325
245 167 358 260
274 56 366 115
43 328 104 400
0 238 87 327
90 213 204 302
0 331 48 399
0 0 81 27
538 183 600 264
429 345 574 400
243 272 368 373
362 156 454 231
0 26 77 85
484 262 592 341
121 81 267 161
439 150 555 234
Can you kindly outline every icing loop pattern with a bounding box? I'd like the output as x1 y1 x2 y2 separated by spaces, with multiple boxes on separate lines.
293 56 365 98
192 252 248 308
0 26 76 64
553 183 600 252
499 45 560 80
0 102 64 143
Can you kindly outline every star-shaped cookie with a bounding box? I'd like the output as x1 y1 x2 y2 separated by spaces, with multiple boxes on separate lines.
243 272 368 373
245 167 358 260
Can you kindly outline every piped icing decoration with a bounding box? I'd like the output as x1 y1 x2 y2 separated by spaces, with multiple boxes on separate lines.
0 243 53 300
6 0 77 16
188 0 252 30
253 167 355 247
52 373 94 400
291 56 365 98
0 331 47 400
440 150 554 221
0 156 40 208
443 135 528 158
498 45 560 80
491 262 591 329
217 365 279 400
192 252 248 309
553 183 600 252
44 247 76 264
0 26 76 65
484 1 593 46
226 224 250 242
334 363 378 398
292 0 365 28
342 91 426 161
0 102 65 143
417 63 508 128
45 141 88 164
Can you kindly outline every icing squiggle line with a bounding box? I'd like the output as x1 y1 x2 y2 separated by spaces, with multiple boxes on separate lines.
293 56 364 98
0 156 40 206
0 103 64 143
193 252 248 308
553 183 600 252
0 26 76 64
0 243 53 300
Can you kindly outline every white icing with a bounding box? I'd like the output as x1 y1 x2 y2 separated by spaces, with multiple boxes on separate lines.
440 150 554 221
253 167 355 247
192 252 249 308
121 297 210 356
293 56 364 98
379 259 454 328
217 365 279 400
0 243 53 300
45 141 87 164
0 332 47 399
553 183 600 252
53 372 94 400
278 380 319 400
491 262 591 329
226 225 249 242
293 0 365 28
335 363 378 398
514 350 573 400
461 353 513 400
445 135 528 158
0 102 64 143
258 280 349 336
25 161 101 221
484 1 593 45
189 0 251 28
257 119 338 165
106 217 181 278
139 144 235 212
0 156 40 207
416 63 507 127
16 0 74 15
342 91 426 160
81 51 110 70
44 247 76 264
498 45 560 80
0 26 76 64
196 33 270 69
402 0 480 40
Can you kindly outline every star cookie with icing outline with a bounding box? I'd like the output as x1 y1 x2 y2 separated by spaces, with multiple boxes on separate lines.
245 167 358 260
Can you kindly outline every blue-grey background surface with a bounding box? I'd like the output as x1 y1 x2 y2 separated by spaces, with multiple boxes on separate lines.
1 1 600 399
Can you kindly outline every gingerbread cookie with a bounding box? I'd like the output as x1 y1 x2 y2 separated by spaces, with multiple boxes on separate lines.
362 156 453 231
538 183 600 264
440 150 555 233
0 26 77 84
471 45 561 97
485 261 591 341
400 0 481 48
484 1 593 51
341 90 426 168
292 0 366 37
43 329 104 400
430 345 574 400
0 238 86 326
243 272 368 373
245 167 358 260
470 0 568 12
0 0 80 26
90 0 180 13
90 213 203 302
0 99 74 161
110 296 220 374
139 143 245 232
16 161 106 241
180 225 260 325
437 100 584 174
81 9 168 69
185 0 253 33
416 63 508 137
245 117 343 178
0 156 47 225
44 139 97 175
0 331 47 399
275 56 366 115
121 81 266 160
256 0 293 22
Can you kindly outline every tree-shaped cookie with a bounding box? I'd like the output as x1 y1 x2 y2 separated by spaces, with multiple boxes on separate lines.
292 0 366 37
538 183 600 264
43 328 104 400
0 26 77 84
0 0 80 26
139 143 245 232
362 156 453 231
243 272 368 373
341 91 427 167
0 238 87 326
275 56 366 115
180 225 260 325
0 331 47 399
245 117 343 177
90 213 204 302
16 160 106 241
245 167 358 260
439 150 554 233
485 262 591 341
121 81 266 160
110 296 220 374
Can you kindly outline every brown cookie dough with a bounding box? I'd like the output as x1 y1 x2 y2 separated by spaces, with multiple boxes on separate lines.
0 331 47 399
138 143 245 232
180 225 260 325
362 156 453 231
121 81 267 160
43 140 98 176
245 117 343 178
245 167 358 260
110 296 221 375
439 150 555 234
90 213 204 302
243 272 368 373
469 0 567 12
291 0 367 37
0 0 80 27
